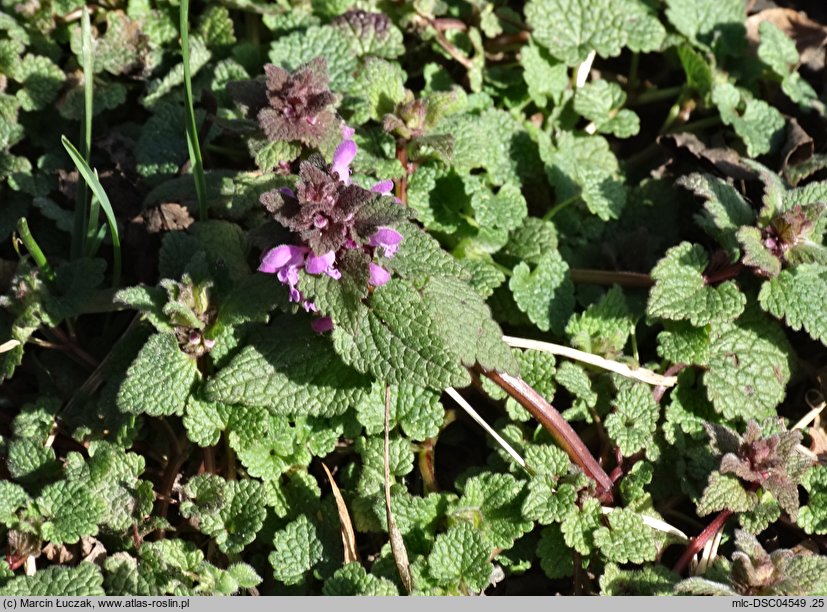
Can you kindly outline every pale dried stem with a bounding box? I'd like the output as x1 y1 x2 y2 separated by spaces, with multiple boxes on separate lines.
445 387 527 470
503 335 678 387
601 506 688 542
575 50 596 88
793 401 825 431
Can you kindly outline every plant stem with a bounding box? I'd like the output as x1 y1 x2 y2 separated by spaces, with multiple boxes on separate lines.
667 115 723 135
16 218 55 283
482 370 614 503
627 52 640 96
569 268 654 288
395 139 409 206
673 509 732 575
704 261 744 285
543 195 579 220
632 85 684 106
653 363 687 404
180 0 208 221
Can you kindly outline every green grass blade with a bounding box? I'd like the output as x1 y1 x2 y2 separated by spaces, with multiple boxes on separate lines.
180 0 208 221
71 5 95 260
62 135 121 288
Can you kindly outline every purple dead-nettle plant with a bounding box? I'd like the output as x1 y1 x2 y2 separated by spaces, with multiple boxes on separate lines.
227 57 340 148
258 130 406 330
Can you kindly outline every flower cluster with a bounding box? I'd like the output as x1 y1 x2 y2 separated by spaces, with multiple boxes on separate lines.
227 58 339 147
258 130 404 331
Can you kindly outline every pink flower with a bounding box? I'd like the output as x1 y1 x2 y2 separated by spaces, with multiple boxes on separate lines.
331 139 357 185
311 316 334 333
369 263 391 286
371 180 394 195
369 227 403 258
305 250 341 279
258 244 309 303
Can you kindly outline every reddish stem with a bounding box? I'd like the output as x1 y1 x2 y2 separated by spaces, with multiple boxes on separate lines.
704 262 744 286
569 269 654 288
483 370 614 503
395 140 409 206
673 509 732 575
653 363 687 404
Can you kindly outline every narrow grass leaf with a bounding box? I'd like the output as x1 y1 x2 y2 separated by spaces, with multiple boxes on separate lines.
61 136 121 288
180 0 208 221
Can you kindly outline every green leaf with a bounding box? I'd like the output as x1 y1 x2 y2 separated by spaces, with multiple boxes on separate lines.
15 55 65 112
556 361 598 421
269 26 357 91
566 285 633 356
348 58 407 124
387 222 470 281
506 349 556 421
356 383 444 441
331 11 405 59
712 84 785 157
207 320 371 416
560 497 601 555
759 264 827 346
605 383 659 457
509 250 574 333
657 321 710 365
523 479 577 525
451 473 532 549
738 226 782 277
536 525 574 579
437 108 532 186
332 279 470 390
665 0 746 55
678 44 714 94
600 563 679 595
7 438 60 484
0 564 104 596
183 395 230 447
143 36 210 107
36 480 107 545
541 132 626 220
0 481 29 525
758 21 799 76
574 81 639 138
594 509 659 564
799 466 827 535
502 218 558 266
422 275 518 375
521 40 569 107
407 165 462 234
117 333 199 416
678 174 755 259
356 434 414 495
198 5 235 47
647 242 746 326
704 312 792 421
269 514 324 586
135 103 190 180
74 442 154 532
427 523 492 593
464 176 528 233
184 477 266 554
739 492 781 535
323 563 399 596
697 472 757 516
115 285 171 333
526 0 664 65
